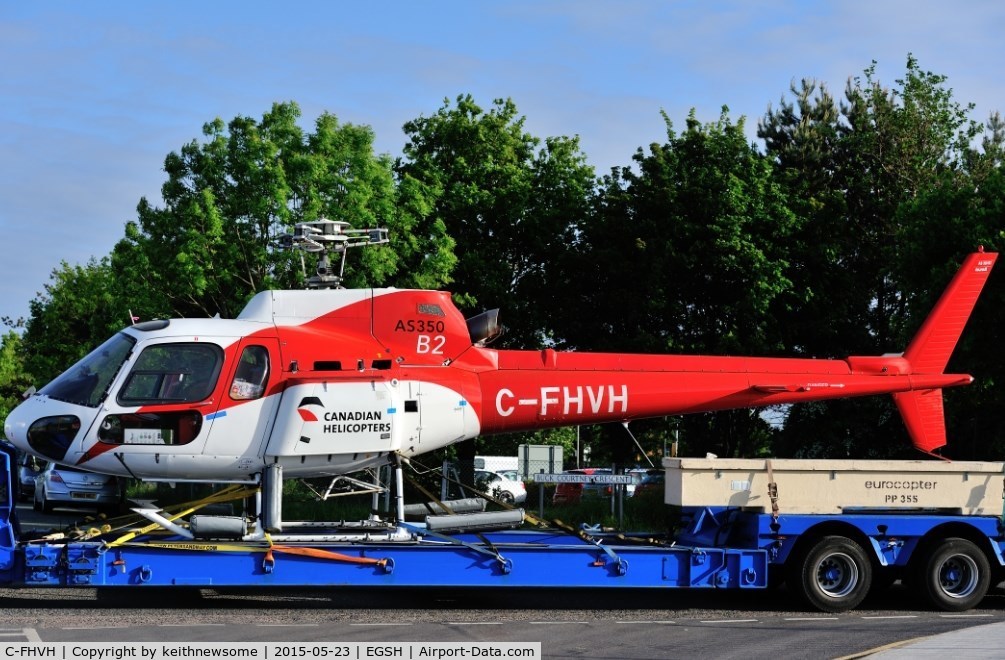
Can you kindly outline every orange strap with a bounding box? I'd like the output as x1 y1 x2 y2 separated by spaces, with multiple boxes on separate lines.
270 544 387 567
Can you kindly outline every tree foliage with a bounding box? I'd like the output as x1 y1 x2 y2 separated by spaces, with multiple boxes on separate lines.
113 102 456 322
20 258 125 386
567 108 796 355
397 95 595 346
552 108 795 459
892 167 1005 459
0 331 32 423
759 55 995 459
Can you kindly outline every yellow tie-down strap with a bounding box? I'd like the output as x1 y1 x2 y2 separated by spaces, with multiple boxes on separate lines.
105 484 259 548
103 480 390 568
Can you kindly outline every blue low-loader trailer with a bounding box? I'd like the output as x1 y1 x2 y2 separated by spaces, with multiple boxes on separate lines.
0 442 765 594
2 442 1005 613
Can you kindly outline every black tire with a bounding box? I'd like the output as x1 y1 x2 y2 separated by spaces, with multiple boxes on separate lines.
498 491 515 505
916 537 990 612
787 535 873 613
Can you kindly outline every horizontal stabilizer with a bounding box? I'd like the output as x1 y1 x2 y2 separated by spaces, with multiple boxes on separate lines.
752 384 808 393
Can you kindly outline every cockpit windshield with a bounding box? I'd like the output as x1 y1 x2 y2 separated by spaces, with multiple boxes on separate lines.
39 333 136 408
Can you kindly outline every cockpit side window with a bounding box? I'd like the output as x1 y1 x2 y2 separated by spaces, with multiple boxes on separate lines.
230 345 270 401
117 343 223 406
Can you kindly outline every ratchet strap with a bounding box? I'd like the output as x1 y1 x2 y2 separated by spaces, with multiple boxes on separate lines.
105 484 258 548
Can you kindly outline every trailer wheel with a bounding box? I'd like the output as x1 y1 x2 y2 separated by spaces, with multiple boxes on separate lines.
916 538 990 612
789 535 872 613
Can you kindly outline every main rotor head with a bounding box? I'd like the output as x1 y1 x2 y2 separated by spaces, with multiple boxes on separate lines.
277 219 389 289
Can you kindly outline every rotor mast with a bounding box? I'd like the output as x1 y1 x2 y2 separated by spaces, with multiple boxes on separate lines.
277 219 389 289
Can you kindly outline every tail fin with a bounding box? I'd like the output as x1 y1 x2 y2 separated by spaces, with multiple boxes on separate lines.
897 249 997 454
903 250 997 373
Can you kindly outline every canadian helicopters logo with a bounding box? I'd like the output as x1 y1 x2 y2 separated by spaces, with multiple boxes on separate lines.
297 396 324 422
297 397 391 434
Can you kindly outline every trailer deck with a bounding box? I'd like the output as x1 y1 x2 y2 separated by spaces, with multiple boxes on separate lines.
4 447 1005 613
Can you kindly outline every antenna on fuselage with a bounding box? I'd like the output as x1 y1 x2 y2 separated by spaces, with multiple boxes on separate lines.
276 219 389 289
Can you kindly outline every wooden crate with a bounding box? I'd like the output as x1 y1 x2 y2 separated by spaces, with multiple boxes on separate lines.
663 457 1005 515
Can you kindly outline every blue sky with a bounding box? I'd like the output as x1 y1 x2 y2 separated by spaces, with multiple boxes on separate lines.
2 1 1003 327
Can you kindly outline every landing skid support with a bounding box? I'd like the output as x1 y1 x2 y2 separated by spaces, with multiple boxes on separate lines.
392 454 406 527
261 463 283 533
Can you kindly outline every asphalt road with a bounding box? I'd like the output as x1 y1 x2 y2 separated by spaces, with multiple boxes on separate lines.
5 502 1005 658
2 584 1004 659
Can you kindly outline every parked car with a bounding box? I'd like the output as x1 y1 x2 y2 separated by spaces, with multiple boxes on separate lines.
17 453 44 501
632 470 665 500
552 468 613 504
496 469 520 482
625 468 651 497
34 463 123 514
474 469 527 504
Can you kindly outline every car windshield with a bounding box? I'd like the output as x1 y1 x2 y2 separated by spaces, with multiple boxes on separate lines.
40 333 135 408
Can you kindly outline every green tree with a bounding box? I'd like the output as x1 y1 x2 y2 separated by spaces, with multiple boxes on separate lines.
559 108 795 459
25 102 457 388
0 331 33 423
893 166 1005 459
567 108 795 355
21 259 125 386
397 95 595 476
397 95 595 347
114 101 456 321
760 56 990 458
760 57 980 355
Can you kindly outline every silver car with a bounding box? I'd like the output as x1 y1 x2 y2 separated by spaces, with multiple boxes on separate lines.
17 454 44 501
34 463 122 514
475 469 527 504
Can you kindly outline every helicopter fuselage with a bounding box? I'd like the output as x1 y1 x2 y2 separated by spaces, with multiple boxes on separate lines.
3 250 998 481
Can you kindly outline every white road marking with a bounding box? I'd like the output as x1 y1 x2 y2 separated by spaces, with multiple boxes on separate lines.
616 620 676 624
861 615 919 620
700 619 759 624
784 617 840 622
349 623 414 627
446 622 503 625
529 621 588 625
939 613 996 618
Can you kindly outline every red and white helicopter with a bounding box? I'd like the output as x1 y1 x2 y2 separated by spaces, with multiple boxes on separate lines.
2 221 996 527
